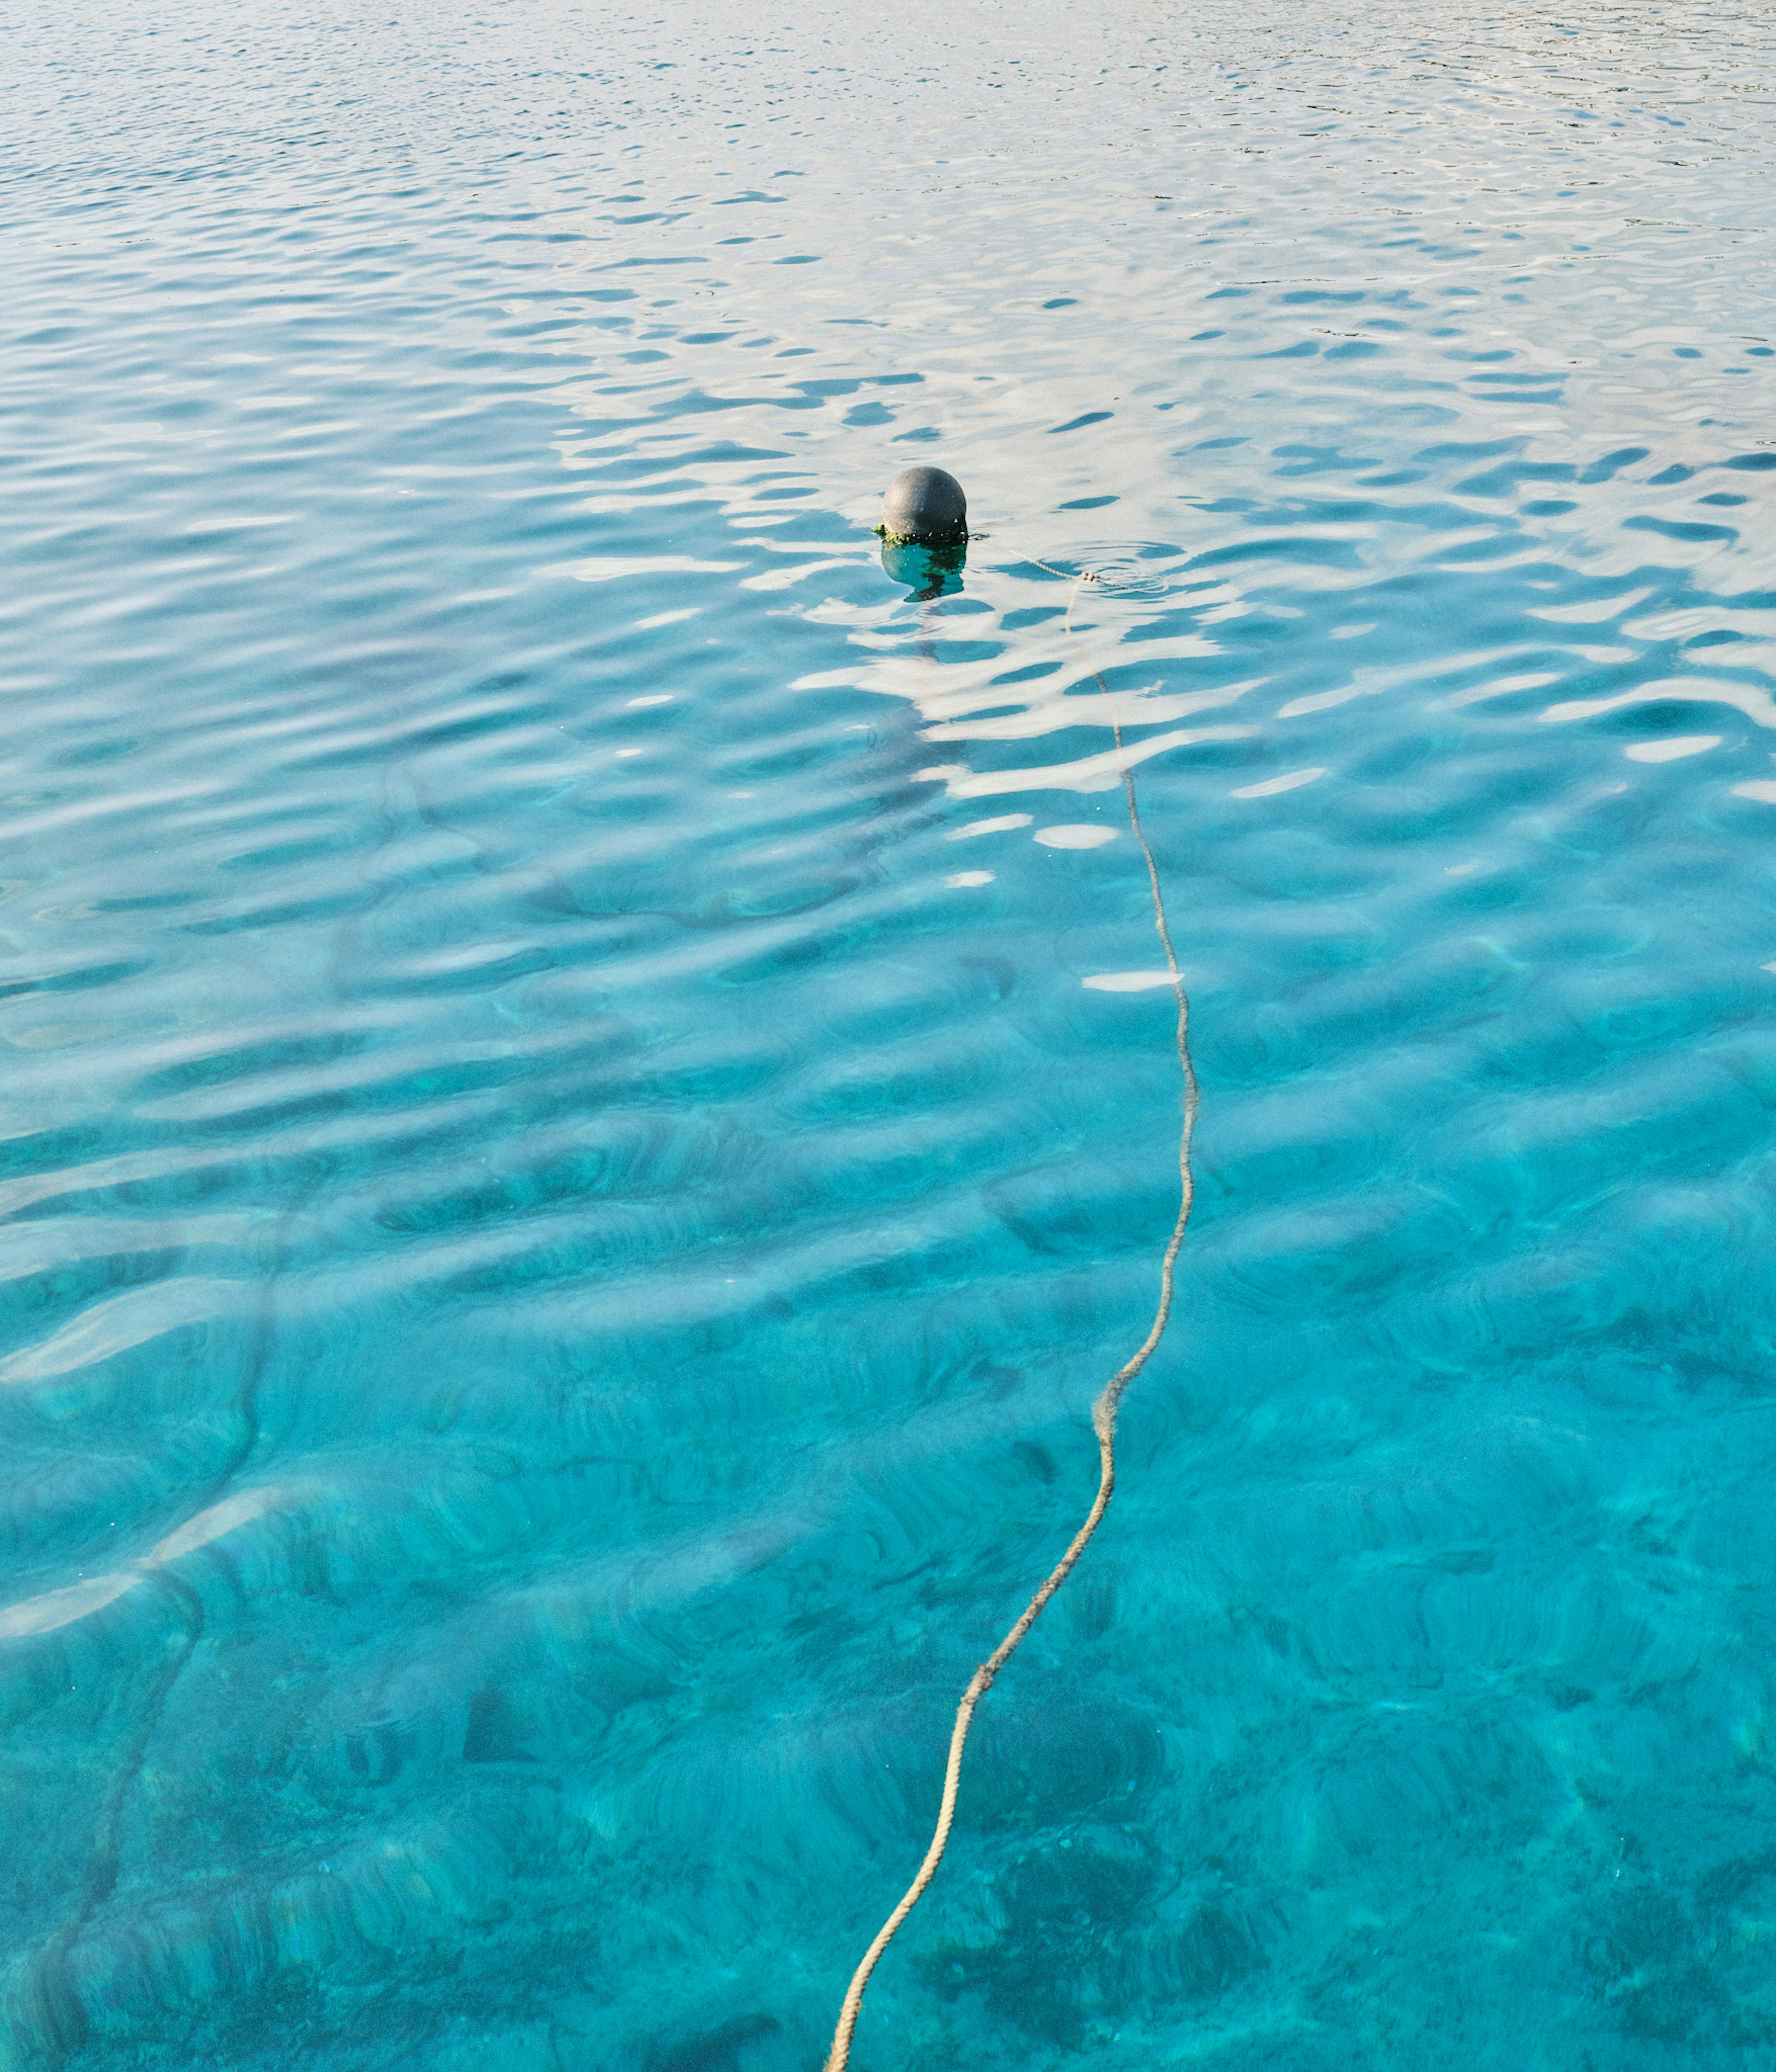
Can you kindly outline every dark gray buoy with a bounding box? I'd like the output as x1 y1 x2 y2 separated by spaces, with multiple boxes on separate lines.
878 465 967 544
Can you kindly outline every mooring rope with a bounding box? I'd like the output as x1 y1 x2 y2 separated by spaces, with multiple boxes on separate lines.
821 564 1200 2072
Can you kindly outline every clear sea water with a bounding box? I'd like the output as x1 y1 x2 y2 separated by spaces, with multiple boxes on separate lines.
4 3 1776 2067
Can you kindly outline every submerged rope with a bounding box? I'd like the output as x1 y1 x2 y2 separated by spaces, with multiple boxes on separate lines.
821 568 1200 2072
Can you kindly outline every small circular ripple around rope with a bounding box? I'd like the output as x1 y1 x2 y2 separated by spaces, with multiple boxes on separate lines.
1021 541 1186 603
821 569 1200 2072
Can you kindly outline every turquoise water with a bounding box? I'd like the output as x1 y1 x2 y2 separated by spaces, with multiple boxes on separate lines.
5 1 1776 2066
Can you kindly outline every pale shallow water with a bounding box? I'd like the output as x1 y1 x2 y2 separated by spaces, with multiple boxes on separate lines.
4 2 1776 2067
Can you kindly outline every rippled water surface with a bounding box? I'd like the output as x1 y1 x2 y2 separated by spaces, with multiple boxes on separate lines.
5 2 1776 2066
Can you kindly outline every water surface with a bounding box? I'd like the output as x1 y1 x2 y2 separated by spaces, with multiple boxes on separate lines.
4 3 1776 2067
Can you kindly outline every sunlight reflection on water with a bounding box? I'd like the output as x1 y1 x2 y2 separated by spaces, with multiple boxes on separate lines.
3 0 1776 2066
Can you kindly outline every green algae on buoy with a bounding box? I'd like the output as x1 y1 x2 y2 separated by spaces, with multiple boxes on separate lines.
879 534 967 600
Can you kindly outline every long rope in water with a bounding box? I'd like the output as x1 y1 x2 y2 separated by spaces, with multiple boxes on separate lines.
821 567 1201 2072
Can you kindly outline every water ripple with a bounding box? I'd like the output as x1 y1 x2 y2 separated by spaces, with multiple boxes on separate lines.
3 0 1776 2066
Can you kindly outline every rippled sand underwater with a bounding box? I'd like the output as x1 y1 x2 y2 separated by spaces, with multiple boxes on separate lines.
5 0 1776 2066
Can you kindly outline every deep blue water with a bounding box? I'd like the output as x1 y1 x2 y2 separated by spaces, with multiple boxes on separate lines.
4 3 1776 2067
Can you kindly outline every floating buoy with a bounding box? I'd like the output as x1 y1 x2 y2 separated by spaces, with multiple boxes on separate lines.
877 465 967 544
